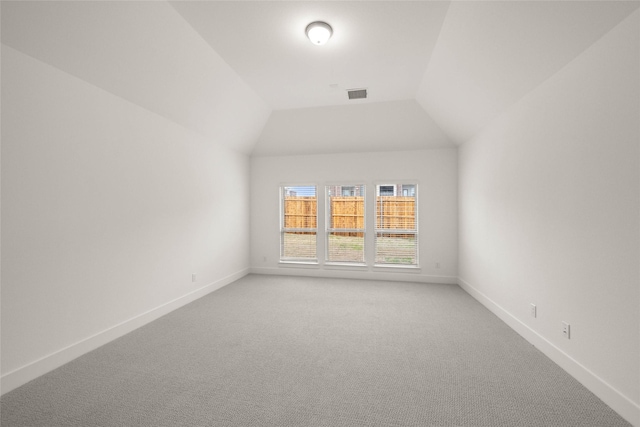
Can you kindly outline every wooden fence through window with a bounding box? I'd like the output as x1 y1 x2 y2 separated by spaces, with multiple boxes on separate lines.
283 196 317 229
376 196 416 230
284 196 415 236
328 197 365 237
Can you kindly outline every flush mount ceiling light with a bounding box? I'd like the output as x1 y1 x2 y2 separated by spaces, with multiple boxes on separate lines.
306 21 333 45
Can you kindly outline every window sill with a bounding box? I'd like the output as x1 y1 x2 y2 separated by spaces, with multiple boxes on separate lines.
279 261 319 268
373 264 421 272
324 262 368 270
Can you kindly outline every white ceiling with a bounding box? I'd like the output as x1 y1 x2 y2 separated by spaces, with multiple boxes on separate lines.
1 1 271 154
416 1 640 144
2 1 639 156
170 1 450 110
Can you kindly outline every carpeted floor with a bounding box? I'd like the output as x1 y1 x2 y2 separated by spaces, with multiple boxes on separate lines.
1 274 630 426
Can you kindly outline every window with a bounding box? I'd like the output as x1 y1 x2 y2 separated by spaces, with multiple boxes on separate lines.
326 185 365 263
375 183 418 266
279 183 418 267
281 186 317 262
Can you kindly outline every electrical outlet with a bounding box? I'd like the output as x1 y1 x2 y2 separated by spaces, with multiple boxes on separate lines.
192 273 197 282
435 261 441 269
530 303 537 318
562 321 570 339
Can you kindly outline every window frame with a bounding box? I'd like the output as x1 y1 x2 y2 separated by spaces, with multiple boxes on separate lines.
279 185 318 264
325 184 366 265
374 182 419 268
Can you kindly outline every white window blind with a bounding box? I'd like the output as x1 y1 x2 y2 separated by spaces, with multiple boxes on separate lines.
375 184 418 266
280 186 317 261
325 185 365 263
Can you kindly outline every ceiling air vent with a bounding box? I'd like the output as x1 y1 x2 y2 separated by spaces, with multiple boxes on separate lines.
347 89 367 100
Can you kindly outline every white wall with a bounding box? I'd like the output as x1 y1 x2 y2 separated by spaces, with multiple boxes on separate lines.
1 46 252 392
251 149 457 284
458 10 639 424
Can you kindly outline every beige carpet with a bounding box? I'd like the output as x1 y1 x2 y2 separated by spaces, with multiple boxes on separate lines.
1 274 630 426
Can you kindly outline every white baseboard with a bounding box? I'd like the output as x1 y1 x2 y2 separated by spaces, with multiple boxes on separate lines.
458 277 640 427
1 269 249 396
250 266 458 285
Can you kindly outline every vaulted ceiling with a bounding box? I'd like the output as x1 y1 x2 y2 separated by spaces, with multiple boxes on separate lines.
2 1 639 155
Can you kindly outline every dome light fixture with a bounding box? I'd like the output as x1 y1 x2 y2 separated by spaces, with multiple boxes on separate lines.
306 21 333 45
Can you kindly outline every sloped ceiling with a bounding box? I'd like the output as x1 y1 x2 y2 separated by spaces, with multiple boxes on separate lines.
253 100 451 156
0 1 271 154
171 0 639 155
170 1 450 110
416 1 640 144
2 1 639 155
170 0 454 155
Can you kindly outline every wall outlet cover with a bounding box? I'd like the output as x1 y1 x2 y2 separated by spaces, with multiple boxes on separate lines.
562 321 570 339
